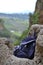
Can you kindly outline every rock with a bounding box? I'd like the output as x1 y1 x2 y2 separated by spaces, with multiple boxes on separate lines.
36 29 43 65
0 24 43 65
36 29 43 55
35 0 43 24
36 35 43 47
38 29 43 35
29 24 43 65
6 24 43 65
29 24 43 36
0 37 14 50
0 43 10 65
29 24 40 37
6 55 29 65
0 43 33 65
0 40 34 65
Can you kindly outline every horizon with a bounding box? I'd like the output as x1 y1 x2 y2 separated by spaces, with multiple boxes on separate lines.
0 12 32 14
0 0 37 14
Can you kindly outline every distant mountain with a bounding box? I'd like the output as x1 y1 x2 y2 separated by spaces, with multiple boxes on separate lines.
0 13 28 19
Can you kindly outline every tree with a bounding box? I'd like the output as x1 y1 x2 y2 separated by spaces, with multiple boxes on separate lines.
29 12 39 27
29 13 33 27
32 12 39 24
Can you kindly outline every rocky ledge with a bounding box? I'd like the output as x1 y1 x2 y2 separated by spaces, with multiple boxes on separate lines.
0 24 43 65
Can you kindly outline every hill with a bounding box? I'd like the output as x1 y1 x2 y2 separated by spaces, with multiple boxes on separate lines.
0 13 29 42
4 18 29 42
0 13 28 20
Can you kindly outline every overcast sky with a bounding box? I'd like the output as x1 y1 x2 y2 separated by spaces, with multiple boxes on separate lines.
0 0 37 13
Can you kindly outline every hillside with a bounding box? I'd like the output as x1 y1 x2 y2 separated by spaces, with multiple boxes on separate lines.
4 18 29 42
0 13 28 19
0 13 29 42
4 18 29 33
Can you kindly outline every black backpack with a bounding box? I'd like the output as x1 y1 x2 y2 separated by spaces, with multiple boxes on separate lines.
13 36 36 59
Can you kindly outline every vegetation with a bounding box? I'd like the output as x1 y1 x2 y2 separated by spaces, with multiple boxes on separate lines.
0 17 29 45
0 18 11 38
3 18 29 43
0 28 11 38
14 12 39 46
14 28 29 46
29 12 39 27
0 12 39 46
32 12 39 24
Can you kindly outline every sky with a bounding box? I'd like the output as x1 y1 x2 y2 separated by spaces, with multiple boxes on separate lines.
0 0 37 14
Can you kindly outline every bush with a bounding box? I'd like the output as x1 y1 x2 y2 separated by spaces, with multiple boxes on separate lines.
32 12 39 24
0 28 11 38
0 18 11 38
29 12 39 27
14 28 29 46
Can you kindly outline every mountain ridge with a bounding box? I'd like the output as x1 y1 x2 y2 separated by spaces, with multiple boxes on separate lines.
0 13 28 19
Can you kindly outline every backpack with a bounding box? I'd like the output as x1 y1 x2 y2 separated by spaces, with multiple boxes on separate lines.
13 35 36 59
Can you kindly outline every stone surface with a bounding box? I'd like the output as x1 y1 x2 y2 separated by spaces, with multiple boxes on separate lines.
29 24 43 65
29 24 40 37
35 0 43 24
29 24 43 36
36 29 43 56
0 43 34 65
6 55 29 65
0 43 10 65
0 37 14 49
35 27 43 65
0 38 34 65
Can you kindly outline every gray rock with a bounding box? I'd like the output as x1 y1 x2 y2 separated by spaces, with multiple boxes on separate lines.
6 55 29 65
0 43 10 65
0 42 33 65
